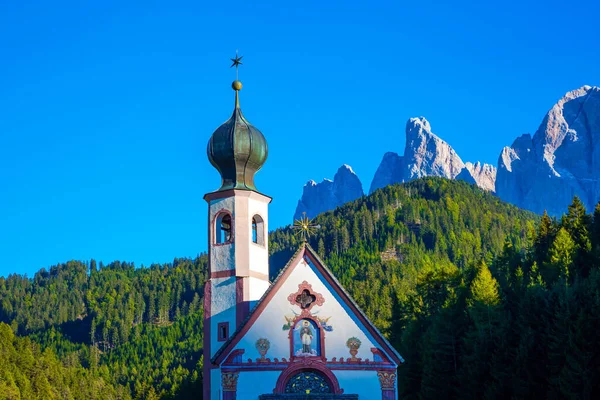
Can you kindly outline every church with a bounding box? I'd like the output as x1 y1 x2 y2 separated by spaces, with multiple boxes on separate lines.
202 59 403 399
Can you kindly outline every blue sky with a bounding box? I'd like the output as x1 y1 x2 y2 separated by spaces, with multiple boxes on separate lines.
1 0 599 277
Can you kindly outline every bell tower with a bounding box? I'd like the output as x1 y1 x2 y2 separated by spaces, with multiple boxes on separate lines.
203 55 271 399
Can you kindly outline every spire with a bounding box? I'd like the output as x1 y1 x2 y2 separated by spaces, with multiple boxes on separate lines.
232 80 242 109
230 50 243 109
206 52 268 193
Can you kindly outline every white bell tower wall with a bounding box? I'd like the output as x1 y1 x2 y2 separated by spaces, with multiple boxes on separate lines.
204 189 271 361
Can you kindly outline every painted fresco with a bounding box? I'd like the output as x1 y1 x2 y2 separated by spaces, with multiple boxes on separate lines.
255 338 270 361
293 319 320 356
283 310 334 332
346 337 362 361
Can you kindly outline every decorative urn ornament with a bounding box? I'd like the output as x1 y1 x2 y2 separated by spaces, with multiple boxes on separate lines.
255 338 271 361
346 337 362 361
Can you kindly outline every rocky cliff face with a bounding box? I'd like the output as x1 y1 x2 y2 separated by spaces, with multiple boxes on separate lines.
403 117 466 181
369 152 404 194
369 117 495 194
294 85 599 220
294 165 364 220
463 162 497 192
496 85 600 215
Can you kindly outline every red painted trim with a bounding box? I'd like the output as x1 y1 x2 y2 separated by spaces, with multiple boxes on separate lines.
235 278 249 328
223 392 236 400
204 188 273 203
207 201 212 270
222 364 396 372
203 280 212 400
212 248 305 364
212 270 235 278
382 390 395 400
273 359 344 394
224 349 245 364
303 250 404 365
371 348 391 363
222 349 394 369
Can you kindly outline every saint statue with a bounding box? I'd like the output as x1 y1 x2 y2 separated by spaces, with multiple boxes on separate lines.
300 320 313 354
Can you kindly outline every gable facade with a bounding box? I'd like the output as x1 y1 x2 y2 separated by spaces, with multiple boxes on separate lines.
210 246 401 399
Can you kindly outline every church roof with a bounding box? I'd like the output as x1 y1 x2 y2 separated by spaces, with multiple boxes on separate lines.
211 243 404 365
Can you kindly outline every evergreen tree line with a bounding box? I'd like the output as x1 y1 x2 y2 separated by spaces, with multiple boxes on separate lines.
0 322 130 399
395 197 600 399
0 257 206 348
2 178 599 398
0 257 207 398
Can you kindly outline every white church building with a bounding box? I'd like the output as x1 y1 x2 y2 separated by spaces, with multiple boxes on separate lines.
202 69 403 400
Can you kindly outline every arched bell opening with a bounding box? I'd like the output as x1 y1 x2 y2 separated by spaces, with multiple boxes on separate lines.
214 211 233 245
252 214 265 245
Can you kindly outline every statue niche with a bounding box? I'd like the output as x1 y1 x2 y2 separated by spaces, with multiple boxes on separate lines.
293 319 320 357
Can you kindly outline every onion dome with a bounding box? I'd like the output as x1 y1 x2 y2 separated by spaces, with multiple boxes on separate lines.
207 80 268 192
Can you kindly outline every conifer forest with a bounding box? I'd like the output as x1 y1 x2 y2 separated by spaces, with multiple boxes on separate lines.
2 178 600 399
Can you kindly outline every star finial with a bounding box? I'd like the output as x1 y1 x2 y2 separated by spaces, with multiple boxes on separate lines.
292 212 321 242
230 50 243 80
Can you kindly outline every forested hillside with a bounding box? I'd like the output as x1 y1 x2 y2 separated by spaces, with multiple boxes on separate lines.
2 178 600 399
0 258 207 399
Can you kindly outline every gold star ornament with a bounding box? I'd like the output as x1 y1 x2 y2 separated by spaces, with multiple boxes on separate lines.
293 212 321 242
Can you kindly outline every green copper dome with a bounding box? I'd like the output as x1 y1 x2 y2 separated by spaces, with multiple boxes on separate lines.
207 81 268 192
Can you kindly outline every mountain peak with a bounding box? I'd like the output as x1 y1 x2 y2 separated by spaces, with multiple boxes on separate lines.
294 165 364 220
403 117 465 180
370 117 495 194
496 84 600 215
408 116 432 132
339 164 356 174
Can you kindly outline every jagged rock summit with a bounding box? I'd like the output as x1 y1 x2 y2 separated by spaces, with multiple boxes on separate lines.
293 85 599 220
369 117 496 194
496 85 600 215
293 164 364 220
404 117 466 180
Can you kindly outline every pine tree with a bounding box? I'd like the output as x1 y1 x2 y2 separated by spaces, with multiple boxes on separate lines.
471 263 499 304
317 238 325 257
535 211 555 268
592 202 600 264
564 196 592 278
550 228 575 287
468 262 500 336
